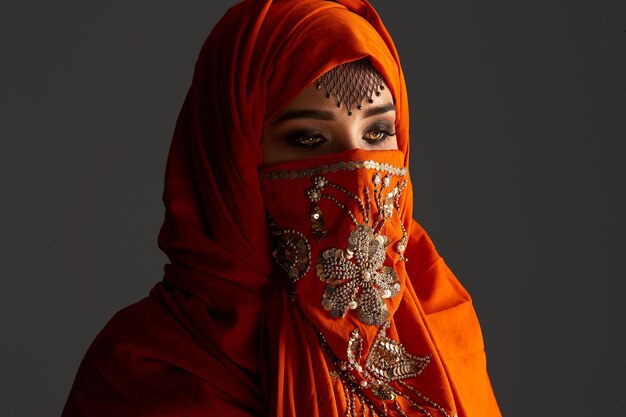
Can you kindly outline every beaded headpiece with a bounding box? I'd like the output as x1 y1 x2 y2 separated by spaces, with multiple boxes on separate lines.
315 59 386 116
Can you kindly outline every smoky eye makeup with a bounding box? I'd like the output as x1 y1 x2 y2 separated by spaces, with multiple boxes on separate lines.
285 129 328 147
362 121 396 144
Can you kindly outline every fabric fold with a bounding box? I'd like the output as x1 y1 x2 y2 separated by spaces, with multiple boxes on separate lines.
62 1 501 416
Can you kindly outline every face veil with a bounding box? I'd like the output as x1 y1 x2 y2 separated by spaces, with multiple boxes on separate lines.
259 146 459 416
61 2 502 417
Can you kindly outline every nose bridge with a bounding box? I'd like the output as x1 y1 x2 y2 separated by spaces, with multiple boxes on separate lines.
333 124 362 152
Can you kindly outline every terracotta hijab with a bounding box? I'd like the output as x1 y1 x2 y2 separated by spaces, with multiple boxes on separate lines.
62 1 501 416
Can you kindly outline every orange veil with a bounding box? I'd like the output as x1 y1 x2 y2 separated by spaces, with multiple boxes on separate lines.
62 1 501 416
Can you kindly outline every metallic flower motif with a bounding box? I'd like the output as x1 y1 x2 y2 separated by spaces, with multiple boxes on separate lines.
316 224 401 326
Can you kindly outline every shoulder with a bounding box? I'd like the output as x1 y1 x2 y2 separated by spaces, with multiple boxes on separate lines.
62 289 264 417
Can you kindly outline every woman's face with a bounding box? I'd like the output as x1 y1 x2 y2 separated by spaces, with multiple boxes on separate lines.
261 79 398 165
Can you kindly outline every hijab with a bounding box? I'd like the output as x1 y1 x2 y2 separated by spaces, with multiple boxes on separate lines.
62 1 501 416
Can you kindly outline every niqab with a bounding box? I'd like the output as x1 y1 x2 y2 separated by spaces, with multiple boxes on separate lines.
62 1 501 416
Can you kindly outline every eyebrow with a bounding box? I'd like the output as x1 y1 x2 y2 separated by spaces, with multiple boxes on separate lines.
273 103 396 124
273 109 335 123
362 103 396 118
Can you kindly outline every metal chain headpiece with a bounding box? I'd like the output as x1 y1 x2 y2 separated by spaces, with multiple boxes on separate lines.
315 59 386 116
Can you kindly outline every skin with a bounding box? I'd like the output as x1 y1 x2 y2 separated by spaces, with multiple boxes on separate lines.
261 79 398 165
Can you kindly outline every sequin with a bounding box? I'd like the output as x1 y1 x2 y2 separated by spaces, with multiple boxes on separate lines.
365 324 430 382
318 323 453 417
261 160 407 180
317 224 400 326
269 159 411 324
271 227 311 283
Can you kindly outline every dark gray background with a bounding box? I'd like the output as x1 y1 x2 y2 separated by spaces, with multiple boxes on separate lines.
2 1 624 416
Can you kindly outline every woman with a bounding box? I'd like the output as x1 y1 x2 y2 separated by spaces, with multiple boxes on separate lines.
62 0 501 416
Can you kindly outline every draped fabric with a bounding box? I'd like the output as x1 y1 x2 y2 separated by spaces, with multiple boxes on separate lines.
62 1 501 416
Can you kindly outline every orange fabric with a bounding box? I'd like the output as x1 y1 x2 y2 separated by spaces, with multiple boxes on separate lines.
62 1 501 416
259 148 453 416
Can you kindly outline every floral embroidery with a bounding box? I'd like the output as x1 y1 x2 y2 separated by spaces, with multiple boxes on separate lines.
267 159 410 324
304 168 409 325
319 322 453 417
317 224 401 326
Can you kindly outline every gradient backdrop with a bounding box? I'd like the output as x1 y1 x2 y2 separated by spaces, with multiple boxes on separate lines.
1 1 625 416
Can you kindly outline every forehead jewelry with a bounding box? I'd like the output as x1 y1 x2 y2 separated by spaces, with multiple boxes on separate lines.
315 59 386 116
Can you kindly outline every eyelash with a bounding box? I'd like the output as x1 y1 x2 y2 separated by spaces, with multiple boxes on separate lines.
363 128 396 144
287 125 396 148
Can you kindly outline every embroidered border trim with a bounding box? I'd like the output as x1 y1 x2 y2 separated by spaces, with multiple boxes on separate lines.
261 160 407 180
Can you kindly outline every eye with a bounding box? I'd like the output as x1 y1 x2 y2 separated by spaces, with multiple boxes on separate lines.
364 130 386 141
286 130 327 148
363 124 396 144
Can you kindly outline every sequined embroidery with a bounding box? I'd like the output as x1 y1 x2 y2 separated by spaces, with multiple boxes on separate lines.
265 158 410 325
270 227 311 284
317 224 401 326
308 170 408 325
319 322 453 417
365 325 430 385
261 160 407 180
